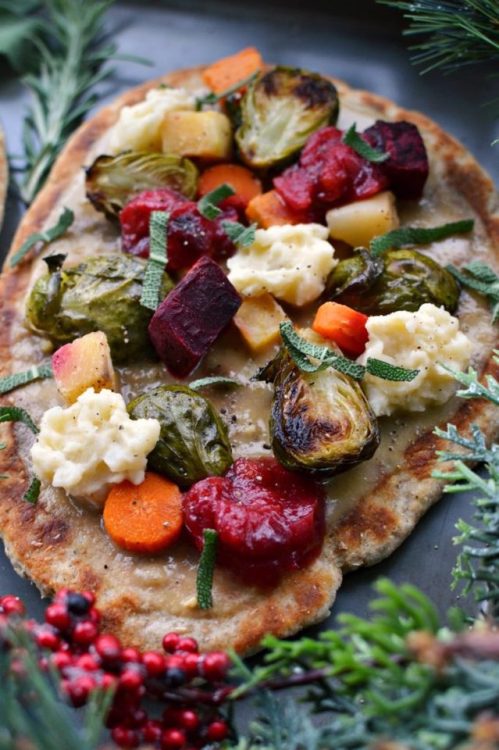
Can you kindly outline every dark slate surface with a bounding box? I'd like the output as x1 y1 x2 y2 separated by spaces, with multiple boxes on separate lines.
0 0 496 628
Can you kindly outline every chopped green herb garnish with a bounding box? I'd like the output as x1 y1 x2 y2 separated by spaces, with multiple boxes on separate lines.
140 211 169 312
222 220 257 247
197 183 235 220
342 123 389 163
195 71 259 109
24 476 41 504
370 219 474 257
189 376 240 391
197 529 218 610
10 207 74 268
366 358 420 382
279 322 419 383
0 364 53 396
447 261 499 323
0 406 38 434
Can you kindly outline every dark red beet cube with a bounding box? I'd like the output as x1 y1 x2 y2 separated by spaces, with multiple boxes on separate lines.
363 120 429 200
148 256 241 377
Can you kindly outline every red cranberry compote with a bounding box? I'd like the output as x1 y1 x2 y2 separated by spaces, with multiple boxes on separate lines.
120 188 237 271
183 457 325 585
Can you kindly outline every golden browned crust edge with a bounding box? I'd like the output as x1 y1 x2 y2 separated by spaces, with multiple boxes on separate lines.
0 67 497 654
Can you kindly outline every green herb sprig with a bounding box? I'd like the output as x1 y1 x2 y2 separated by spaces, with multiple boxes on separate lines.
342 123 389 163
195 71 259 110
0 405 38 433
198 184 235 220
0 363 52 395
24 475 41 503
279 322 419 382
196 528 218 610
10 207 74 267
140 211 169 312
447 261 499 322
222 220 256 248
189 376 240 391
370 219 474 257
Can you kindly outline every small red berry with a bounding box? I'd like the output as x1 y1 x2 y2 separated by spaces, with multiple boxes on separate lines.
165 655 184 671
38 656 49 671
111 726 140 748
130 708 148 728
94 633 122 663
51 651 72 671
182 653 200 678
82 591 96 606
142 650 165 677
178 709 200 732
89 608 101 626
119 668 143 692
66 675 95 707
75 653 100 671
35 626 61 651
101 673 117 691
54 588 70 603
72 621 98 645
161 728 186 750
201 652 231 681
162 632 180 653
143 719 163 743
121 647 142 664
1 595 26 617
45 603 71 631
206 720 229 742
176 637 198 653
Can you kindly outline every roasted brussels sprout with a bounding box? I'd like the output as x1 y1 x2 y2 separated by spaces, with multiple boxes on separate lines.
236 67 339 169
26 254 173 363
267 339 379 477
128 385 232 487
326 248 460 315
85 151 199 219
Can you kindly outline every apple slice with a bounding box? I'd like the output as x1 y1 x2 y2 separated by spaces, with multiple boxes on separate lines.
52 331 117 404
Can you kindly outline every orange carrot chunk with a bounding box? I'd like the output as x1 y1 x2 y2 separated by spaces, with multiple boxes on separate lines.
198 164 262 209
202 47 263 94
246 190 303 228
312 302 369 359
103 472 183 555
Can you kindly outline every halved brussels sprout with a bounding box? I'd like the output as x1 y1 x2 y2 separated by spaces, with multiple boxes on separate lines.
128 385 232 487
326 248 460 315
85 151 199 219
236 67 339 169
266 337 379 477
26 254 173 363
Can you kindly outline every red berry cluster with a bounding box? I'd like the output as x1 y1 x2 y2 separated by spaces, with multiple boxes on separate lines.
0 591 233 749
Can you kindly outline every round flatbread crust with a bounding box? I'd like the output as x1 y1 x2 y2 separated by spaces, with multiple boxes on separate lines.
0 125 8 231
0 66 497 654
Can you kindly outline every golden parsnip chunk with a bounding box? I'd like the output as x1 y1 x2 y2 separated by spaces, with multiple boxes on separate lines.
326 191 399 248
234 293 287 352
161 111 232 161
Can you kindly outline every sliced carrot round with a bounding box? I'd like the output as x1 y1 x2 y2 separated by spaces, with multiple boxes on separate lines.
312 301 369 359
198 164 262 209
103 472 183 555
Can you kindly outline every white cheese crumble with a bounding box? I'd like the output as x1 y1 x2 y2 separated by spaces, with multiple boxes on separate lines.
358 303 473 416
108 86 196 154
227 223 337 306
31 388 160 506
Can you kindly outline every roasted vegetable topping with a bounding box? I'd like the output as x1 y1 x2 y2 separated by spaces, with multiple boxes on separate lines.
198 164 262 215
202 47 263 94
161 111 233 162
148 256 241 378
26 255 173 363
183 457 325 584
326 248 460 315
363 120 429 200
128 385 233 487
236 67 339 169
120 188 237 269
85 151 199 219
267 338 379 477
312 302 368 359
52 331 117 404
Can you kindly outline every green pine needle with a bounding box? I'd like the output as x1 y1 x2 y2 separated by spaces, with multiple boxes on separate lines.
10 207 74 267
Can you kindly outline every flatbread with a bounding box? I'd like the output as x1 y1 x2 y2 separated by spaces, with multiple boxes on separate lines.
0 125 7 231
0 66 497 654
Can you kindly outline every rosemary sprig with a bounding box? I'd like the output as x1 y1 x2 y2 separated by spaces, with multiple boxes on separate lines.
20 0 118 204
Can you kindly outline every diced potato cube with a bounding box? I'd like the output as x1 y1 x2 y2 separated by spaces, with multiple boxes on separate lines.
326 191 399 248
161 111 232 161
233 293 287 352
52 331 117 404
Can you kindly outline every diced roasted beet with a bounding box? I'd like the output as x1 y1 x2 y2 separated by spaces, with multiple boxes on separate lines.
363 120 429 200
148 256 241 377
274 126 388 218
120 189 237 270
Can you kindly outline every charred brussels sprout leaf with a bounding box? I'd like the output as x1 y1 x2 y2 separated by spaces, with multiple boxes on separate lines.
85 151 199 219
236 67 339 169
26 255 173 363
327 248 460 315
268 345 379 478
128 385 232 487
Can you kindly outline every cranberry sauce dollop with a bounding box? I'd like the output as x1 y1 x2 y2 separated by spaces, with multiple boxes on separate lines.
183 457 326 585
120 188 237 270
